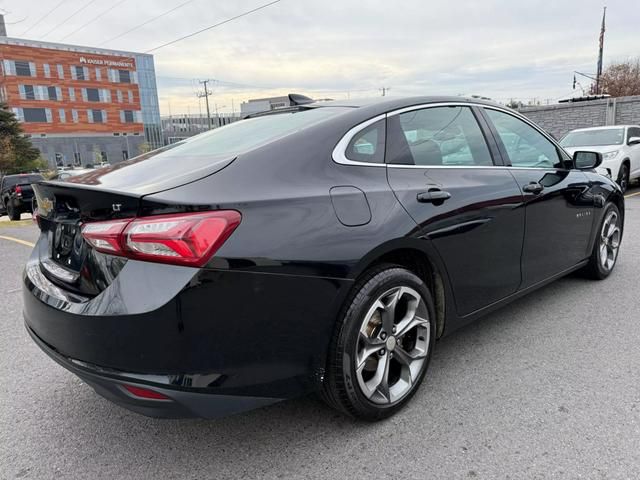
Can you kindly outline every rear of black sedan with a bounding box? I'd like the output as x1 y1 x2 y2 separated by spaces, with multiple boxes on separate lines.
23 104 367 418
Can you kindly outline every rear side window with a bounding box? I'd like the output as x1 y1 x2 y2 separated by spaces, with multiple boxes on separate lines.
486 109 562 169
345 120 386 163
386 106 493 166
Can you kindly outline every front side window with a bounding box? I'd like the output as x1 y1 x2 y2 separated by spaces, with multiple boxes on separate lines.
345 120 386 164
387 106 493 166
560 128 625 148
485 109 562 169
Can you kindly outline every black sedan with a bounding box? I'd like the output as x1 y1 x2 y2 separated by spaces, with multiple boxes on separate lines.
24 96 624 420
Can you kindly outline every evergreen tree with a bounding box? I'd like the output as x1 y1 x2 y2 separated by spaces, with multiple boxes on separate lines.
0 102 45 174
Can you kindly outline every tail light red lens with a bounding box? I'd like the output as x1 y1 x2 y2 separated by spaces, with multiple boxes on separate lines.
81 211 241 267
15 185 22 195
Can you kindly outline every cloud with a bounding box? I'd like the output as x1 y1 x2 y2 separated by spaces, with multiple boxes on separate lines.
6 0 638 113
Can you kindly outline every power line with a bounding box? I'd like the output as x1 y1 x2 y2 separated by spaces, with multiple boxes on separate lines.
145 0 282 53
40 0 101 39
99 0 195 46
58 0 128 42
19 0 69 36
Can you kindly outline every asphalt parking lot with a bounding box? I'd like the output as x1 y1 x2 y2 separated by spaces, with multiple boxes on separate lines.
1 188 640 480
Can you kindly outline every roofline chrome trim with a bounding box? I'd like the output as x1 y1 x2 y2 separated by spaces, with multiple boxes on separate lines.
331 101 571 169
331 114 387 167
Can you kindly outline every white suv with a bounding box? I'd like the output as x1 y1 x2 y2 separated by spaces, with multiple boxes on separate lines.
560 125 640 192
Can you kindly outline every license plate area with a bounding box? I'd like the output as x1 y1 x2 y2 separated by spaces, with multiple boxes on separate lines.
48 221 86 273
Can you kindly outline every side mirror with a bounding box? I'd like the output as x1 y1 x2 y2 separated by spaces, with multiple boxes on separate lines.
573 151 603 170
628 136 640 145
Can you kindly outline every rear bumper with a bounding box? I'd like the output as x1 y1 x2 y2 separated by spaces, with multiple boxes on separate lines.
26 324 280 418
22 235 352 416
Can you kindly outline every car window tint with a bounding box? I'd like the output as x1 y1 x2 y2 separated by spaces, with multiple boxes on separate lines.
345 120 386 163
386 106 493 166
486 109 562 169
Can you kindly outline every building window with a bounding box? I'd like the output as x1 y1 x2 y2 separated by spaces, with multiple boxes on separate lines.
15 61 35 77
118 70 131 83
20 85 35 100
71 109 79 123
127 90 134 103
95 67 102 80
116 90 123 103
22 108 52 123
48 86 59 101
12 107 24 122
59 109 66 123
71 65 89 80
57 64 64 79
121 110 135 123
68 87 75 101
85 88 100 102
43 64 51 78
88 109 107 123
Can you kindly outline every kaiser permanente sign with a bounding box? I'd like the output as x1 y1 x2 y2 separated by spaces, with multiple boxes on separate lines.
79 56 135 69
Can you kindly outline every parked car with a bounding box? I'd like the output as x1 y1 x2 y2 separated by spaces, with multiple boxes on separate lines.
560 125 640 192
24 96 624 420
0 173 44 221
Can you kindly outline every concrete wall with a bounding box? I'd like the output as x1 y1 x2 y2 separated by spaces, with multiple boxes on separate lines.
517 95 640 140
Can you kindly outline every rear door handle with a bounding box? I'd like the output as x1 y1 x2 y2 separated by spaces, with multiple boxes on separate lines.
417 189 451 204
522 182 544 194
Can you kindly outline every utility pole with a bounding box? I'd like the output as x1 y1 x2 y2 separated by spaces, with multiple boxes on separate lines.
197 79 213 130
380 86 391 97
596 6 606 94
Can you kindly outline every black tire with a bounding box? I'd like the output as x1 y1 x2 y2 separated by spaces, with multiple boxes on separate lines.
617 163 630 193
582 203 622 280
7 202 21 221
321 264 436 420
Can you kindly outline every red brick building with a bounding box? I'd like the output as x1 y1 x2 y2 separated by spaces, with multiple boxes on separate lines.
0 35 161 167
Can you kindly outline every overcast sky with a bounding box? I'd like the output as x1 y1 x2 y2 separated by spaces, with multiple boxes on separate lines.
1 0 638 115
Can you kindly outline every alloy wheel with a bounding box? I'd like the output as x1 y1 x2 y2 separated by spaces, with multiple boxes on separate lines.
355 286 430 405
600 210 621 271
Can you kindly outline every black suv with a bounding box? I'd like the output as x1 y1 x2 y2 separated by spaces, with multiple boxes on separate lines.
0 173 43 220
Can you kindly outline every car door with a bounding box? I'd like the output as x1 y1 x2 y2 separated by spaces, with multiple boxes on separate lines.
385 104 525 317
481 107 595 288
627 126 640 179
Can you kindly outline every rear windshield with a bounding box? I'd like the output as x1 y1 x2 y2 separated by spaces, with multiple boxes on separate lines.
2 174 43 189
560 128 625 147
143 107 346 159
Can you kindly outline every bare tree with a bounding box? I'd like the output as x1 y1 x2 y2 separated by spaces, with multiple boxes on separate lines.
598 58 640 97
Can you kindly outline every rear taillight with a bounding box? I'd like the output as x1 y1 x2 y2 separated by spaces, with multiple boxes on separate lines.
15 185 22 196
81 211 241 267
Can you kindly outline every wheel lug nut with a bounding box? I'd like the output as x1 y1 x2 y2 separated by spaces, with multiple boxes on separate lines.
379 349 386 356
392 327 396 333
380 332 387 340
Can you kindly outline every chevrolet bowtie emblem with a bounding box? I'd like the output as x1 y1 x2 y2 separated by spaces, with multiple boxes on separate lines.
38 197 54 216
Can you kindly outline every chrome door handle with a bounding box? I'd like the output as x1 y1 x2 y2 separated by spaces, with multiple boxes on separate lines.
417 189 451 204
